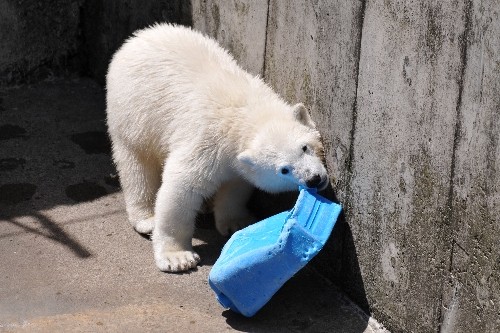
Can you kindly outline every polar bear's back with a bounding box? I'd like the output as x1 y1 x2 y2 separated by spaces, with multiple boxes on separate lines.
119 24 243 81
106 24 255 151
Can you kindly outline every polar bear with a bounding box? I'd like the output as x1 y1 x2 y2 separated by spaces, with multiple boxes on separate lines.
106 24 329 272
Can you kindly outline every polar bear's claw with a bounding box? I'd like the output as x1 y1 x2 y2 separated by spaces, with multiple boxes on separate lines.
155 250 200 272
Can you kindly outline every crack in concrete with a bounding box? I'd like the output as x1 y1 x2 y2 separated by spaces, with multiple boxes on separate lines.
438 0 473 332
345 0 367 210
262 0 271 78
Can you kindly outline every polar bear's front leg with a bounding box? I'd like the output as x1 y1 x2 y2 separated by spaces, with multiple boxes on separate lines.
151 158 204 272
213 178 256 236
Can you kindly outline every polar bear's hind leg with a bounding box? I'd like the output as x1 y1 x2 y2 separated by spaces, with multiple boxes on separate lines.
213 178 256 236
112 142 161 234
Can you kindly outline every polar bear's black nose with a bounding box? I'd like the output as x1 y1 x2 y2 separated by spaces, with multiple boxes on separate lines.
306 175 323 188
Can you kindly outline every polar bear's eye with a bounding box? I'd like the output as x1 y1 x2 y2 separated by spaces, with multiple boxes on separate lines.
280 167 290 175
302 145 308 153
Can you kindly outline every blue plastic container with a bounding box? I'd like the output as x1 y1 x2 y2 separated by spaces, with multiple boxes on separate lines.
209 188 342 317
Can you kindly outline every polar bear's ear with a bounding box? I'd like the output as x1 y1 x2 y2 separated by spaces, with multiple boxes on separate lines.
292 103 316 128
237 150 256 167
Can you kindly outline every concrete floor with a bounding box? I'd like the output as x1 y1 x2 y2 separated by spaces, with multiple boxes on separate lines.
0 78 388 333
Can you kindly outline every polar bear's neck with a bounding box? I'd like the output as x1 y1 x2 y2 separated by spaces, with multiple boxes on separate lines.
209 78 292 156
193 51 293 157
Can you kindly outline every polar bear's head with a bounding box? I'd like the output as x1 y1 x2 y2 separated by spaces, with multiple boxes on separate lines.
237 104 329 193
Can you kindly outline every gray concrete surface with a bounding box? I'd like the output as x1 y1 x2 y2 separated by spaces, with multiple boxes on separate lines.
192 0 268 76
0 78 388 332
350 1 467 331
442 1 500 332
191 1 500 332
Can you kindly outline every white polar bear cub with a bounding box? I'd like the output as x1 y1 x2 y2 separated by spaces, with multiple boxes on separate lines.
106 24 329 272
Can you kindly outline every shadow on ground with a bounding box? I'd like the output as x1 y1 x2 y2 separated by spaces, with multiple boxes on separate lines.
0 78 119 258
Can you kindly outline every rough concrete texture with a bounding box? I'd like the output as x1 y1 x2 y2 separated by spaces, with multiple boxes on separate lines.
0 0 83 86
191 0 268 76
349 0 471 331
441 1 500 332
0 79 389 332
191 0 500 332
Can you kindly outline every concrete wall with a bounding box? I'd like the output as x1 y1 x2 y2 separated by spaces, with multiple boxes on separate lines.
352 1 464 331
0 0 83 86
442 1 500 332
81 0 191 84
192 0 267 76
0 0 189 86
191 1 500 332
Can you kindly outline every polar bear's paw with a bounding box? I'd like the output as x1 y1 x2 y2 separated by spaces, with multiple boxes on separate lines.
134 216 155 234
215 213 257 237
154 250 201 272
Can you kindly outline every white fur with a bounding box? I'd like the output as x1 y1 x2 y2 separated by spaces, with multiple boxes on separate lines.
106 24 328 272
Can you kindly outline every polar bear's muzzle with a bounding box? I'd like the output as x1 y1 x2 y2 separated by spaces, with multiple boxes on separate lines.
305 174 329 191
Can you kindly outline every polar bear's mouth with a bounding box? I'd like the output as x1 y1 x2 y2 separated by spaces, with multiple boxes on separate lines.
305 175 329 191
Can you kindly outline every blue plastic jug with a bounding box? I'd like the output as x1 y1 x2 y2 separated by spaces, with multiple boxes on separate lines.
209 188 342 317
